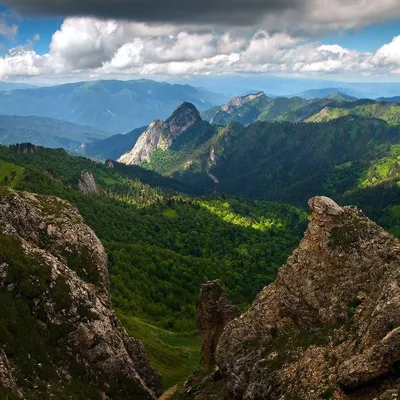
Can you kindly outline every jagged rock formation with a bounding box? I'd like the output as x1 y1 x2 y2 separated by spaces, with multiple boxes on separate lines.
0 188 161 399
197 280 239 369
209 92 268 125
118 102 201 165
78 171 100 195
189 196 400 400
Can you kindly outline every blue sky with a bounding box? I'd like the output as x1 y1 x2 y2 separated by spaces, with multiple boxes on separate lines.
1 1 400 83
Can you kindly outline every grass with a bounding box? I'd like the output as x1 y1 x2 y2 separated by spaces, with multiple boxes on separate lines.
0 162 24 187
117 312 201 391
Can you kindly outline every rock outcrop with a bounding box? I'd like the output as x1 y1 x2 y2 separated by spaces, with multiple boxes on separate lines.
0 188 161 399
78 170 100 195
118 102 201 165
197 280 240 369
210 92 267 125
201 196 400 399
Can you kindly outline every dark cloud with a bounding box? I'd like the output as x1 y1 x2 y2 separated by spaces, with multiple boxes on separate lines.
4 0 304 26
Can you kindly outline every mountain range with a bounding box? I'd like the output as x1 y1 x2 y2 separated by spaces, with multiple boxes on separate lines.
0 79 226 134
3 78 400 399
0 115 110 150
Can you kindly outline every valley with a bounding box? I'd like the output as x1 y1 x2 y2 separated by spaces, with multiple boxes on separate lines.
2 80 400 399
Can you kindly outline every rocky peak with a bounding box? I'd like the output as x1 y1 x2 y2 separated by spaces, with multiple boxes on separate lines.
197 280 239 369
118 103 202 165
209 196 400 399
0 188 161 399
77 171 100 195
165 102 201 138
220 92 266 113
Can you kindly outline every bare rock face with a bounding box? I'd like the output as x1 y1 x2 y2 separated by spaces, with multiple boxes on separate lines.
78 171 100 195
197 280 240 369
210 92 266 124
0 188 161 399
118 102 201 165
214 196 400 399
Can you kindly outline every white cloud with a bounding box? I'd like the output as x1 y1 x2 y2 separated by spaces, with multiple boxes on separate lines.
0 17 400 81
0 19 18 39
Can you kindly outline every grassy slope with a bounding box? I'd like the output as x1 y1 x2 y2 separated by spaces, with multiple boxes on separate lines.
119 313 200 390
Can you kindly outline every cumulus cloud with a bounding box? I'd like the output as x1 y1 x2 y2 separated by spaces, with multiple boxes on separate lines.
0 17 400 80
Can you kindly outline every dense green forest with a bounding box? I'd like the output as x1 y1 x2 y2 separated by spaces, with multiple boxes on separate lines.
139 116 400 207
0 144 308 386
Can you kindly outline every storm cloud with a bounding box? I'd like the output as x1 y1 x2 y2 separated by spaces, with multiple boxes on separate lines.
3 0 304 26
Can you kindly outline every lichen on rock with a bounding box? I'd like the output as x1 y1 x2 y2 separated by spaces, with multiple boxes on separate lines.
0 188 161 399
209 196 400 399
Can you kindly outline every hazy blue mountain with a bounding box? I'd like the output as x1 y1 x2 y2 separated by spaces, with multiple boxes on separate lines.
0 81 37 90
377 96 400 104
0 79 226 134
176 75 400 99
84 126 147 160
0 115 110 150
294 88 357 100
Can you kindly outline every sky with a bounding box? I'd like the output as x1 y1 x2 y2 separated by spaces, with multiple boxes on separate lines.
1 0 400 83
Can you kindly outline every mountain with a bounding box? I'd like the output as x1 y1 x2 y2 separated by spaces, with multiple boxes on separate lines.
0 187 161 399
180 196 400 400
83 125 147 160
120 104 400 213
202 93 354 126
377 96 400 104
0 79 226 134
178 75 400 99
0 115 110 150
294 87 356 100
118 102 215 165
306 99 400 125
208 92 270 126
0 143 308 390
0 81 36 90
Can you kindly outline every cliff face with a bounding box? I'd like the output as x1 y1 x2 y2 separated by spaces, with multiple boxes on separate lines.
78 171 100 195
0 188 161 399
191 196 400 400
197 280 239 369
118 102 201 165
209 92 268 125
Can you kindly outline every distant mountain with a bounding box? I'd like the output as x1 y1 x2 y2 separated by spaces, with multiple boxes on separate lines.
203 93 353 126
0 81 36 90
0 79 226 134
293 88 356 100
208 92 270 126
0 115 110 150
306 99 400 125
84 126 147 160
119 103 400 208
178 75 400 99
377 96 400 104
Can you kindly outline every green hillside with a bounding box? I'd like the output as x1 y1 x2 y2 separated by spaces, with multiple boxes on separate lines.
307 100 400 125
0 144 308 388
0 115 110 150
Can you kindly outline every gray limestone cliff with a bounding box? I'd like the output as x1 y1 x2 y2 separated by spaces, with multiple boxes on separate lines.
118 102 201 165
0 188 161 399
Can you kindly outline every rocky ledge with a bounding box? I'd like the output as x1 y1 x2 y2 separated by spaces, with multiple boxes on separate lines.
184 196 400 400
0 188 161 399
